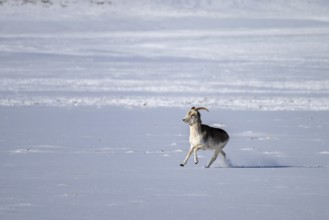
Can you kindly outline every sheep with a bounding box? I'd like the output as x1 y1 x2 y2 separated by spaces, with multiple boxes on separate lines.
180 107 229 168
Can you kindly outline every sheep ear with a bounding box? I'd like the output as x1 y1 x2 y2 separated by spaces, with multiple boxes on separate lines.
191 106 196 110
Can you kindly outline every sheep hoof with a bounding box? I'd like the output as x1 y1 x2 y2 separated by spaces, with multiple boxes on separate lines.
180 164 184 167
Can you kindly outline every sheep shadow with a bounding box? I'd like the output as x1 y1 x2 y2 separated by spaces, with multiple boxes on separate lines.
215 164 323 168
229 165 292 168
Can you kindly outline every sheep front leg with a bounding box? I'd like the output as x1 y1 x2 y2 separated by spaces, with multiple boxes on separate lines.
180 146 195 167
194 147 200 164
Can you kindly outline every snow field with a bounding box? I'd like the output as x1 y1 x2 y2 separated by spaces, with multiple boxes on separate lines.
1 6 329 110
1 1 329 219
1 107 329 220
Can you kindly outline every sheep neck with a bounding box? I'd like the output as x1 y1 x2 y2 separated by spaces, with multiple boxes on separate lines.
190 121 202 137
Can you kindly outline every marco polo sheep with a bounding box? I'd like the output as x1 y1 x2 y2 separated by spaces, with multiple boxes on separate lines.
180 107 229 168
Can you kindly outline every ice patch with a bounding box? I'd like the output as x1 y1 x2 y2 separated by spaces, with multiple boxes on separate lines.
10 145 63 154
125 150 135 154
0 202 35 214
319 151 329 155
237 131 274 140
240 147 255 151
261 151 286 157
55 193 80 198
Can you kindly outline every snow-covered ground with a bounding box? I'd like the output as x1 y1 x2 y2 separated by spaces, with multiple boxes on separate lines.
1 1 329 220
1 0 329 111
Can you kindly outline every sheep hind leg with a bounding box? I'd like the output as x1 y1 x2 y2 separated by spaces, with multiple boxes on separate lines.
220 150 231 167
205 149 222 168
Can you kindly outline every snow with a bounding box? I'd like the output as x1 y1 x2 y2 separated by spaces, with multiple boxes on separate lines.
1 1 329 111
1 1 329 220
